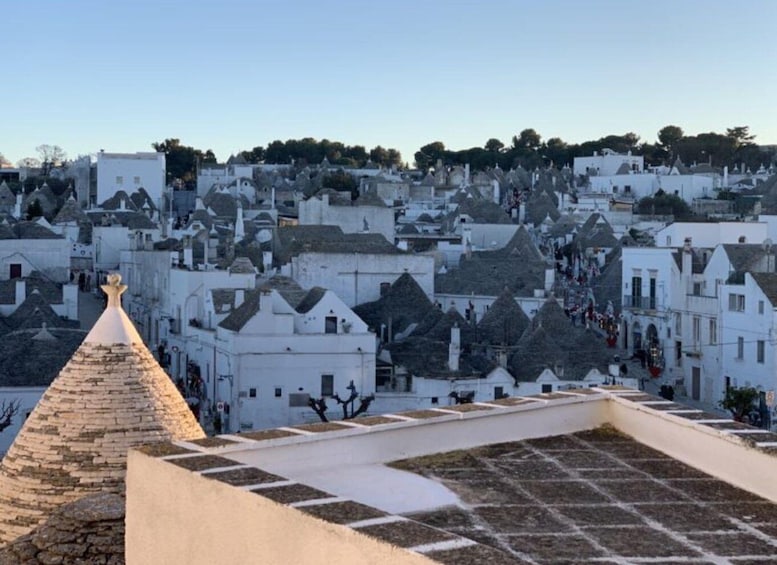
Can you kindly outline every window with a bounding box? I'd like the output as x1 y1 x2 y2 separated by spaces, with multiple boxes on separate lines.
9 263 22 279
693 282 702 296
709 320 717 345
666 236 672 246
631 276 642 307
728 294 745 312
758 340 765 363
759 300 765 315
115 176 123 185
321 374 334 397
541 384 553 393
612 185 618 193
274 387 282 398
624 185 631 194
737 337 744 359
249 388 257 398
675 341 683 367
133 176 141 185
431 396 439 405
649 277 657 309
325 316 338 334
692 317 701 345
288 393 310 407
494 386 504 399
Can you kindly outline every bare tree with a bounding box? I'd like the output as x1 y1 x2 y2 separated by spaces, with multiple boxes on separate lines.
308 381 375 423
36 144 67 175
0 399 22 433
0 152 11 167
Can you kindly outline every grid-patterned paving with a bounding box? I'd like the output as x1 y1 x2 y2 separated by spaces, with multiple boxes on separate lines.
394 426 777 564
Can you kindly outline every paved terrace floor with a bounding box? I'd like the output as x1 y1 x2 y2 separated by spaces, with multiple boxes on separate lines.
391 425 777 564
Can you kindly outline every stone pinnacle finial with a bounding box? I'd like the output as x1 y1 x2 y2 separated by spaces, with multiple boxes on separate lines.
101 273 127 308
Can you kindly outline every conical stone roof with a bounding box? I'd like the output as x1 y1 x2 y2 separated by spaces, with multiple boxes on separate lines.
0 274 205 545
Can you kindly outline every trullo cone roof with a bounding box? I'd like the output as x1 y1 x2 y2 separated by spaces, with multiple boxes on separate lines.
0 274 205 545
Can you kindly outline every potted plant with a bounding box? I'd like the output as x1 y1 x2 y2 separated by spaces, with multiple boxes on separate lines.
719 386 759 422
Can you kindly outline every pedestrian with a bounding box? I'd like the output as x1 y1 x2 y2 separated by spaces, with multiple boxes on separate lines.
85 273 91 292
78 272 85 292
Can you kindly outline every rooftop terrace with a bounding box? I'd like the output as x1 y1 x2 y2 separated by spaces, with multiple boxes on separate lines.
126 388 777 564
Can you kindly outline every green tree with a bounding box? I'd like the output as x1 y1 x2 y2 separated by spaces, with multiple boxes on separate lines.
658 125 684 153
719 386 759 422
414 141 446 170
636 190 693 219
484 138 505 153
322 170 358 199
726 126 756 149
151 139 216 186
26 199 43 220
369 145 389 165
512 129 541 151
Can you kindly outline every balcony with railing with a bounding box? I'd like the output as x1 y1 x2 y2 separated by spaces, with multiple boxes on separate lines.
623 295 657 310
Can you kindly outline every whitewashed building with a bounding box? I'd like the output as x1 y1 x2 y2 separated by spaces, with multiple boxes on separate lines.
215 288 376 431
96 152 165 207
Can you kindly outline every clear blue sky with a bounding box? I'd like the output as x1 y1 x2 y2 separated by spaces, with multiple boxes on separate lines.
4 0 777 166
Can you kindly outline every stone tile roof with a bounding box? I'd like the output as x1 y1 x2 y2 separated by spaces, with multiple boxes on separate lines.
476 287 530 346
0 276 205 544
435 241 546 297
0 275 63 305
228 256 256 274
386 337 495 380
6 291 67 331
295 287 327 314
751 272 777 305
531 297 572 334
353 273 434 336
723 243 770 273
0 493 124 563
218 290 264 332
129 187 157 211
99 190 137 211
354 192 387 207
526 191 561 226
509 325 567 381
275 226 398 264
0 221 63 240
0 328 86 386
259 276 308 309
204 191 239 219
0 181 16 208
52 196 88 224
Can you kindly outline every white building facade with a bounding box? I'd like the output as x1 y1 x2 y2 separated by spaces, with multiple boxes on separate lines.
96 152 166 206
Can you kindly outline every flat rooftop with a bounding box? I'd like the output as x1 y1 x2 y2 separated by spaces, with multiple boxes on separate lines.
127 388 777 564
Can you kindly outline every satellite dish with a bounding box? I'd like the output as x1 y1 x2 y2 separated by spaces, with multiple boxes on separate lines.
256 229 272 243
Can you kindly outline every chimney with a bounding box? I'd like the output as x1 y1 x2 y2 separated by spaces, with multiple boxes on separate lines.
183 243 193 269
464 163 470 186
448 324 460 371
492 179 500 205
15 279 26 306
545 267 555 292
497 349 508 369
259 289 272 312
235 201 245 240
518 202 526 224
262 251 273 272
682 237 692 275
724 165 729 187
380 282 391 297
63 282 78 319
234 289 245 308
